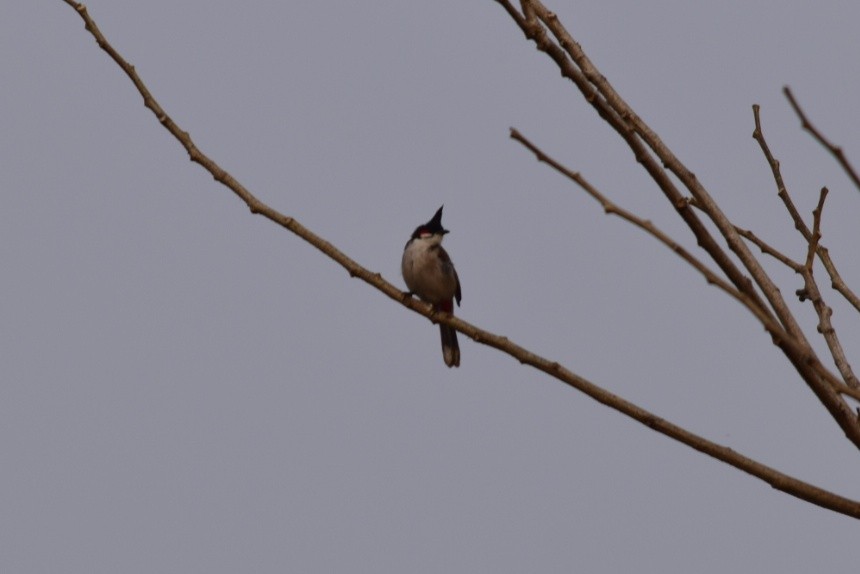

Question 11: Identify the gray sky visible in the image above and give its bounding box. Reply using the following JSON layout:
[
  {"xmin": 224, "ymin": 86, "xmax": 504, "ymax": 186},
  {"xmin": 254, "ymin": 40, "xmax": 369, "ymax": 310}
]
[{"xmin": 4, "ymin": 1, "xmax": 860, "ymax": 572}]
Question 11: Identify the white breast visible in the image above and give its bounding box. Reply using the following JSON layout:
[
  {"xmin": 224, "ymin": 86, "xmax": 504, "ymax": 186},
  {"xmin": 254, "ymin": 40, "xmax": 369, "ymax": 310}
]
[{"xmin": 402, "ymin": 236, "xmax": 458, "ymax": 304}]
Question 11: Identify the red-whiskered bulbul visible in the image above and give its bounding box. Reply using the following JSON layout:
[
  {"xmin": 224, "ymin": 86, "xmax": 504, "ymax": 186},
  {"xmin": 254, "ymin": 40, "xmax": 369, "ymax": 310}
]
[{"xmin": 402, "ymin": 205, "xmax": 462, "ymax": 367}]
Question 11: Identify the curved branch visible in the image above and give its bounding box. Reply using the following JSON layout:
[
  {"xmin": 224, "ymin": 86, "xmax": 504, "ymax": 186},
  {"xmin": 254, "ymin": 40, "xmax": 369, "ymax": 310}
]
[
  {"xmin": 734, "ymin": 226, "xmax": 802, "ymax": 272},
  {"xmin": 509, "ymin": 128, "xmax": 789, "ymax": 342},
  {"xmin": 61, "ymin": 0, "xmax": 860, "ymax": 519}
]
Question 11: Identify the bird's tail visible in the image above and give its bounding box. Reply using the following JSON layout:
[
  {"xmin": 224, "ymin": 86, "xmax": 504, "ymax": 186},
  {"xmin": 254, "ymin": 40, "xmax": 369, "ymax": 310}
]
[{"xmin": 440, "ymin": 325, "xmax": 460, "ymax": 368}]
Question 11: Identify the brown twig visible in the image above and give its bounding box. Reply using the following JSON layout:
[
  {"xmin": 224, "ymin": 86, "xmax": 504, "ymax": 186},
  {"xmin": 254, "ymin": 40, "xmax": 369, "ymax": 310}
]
[
  {"xmin": 784, "ymin": 86, "xmax": 860, "ymax": 193},
  {"xmin": 799, "ymin": 189, "xmax": 858, "ymax": 388},
  {"xmin": 752, "ymin": 105, "xmax": 812, "ymax": 241},
  {"xmin": 801, "ymin": 268, "xmax": 860, "ymax": 390},
  {"xmin": 819, "ymin": 245, "xmax": 860, "ymax": 314},
  {"xmin": 804, "ymin": 188, "xmax": 827, "ymax": 272},
  {"xmin": 61, "ymin": 0, "xmax": 860, "ymax": 519},
  {"xmin": 734, "ymin": 227, "xmax": 801, "ymax": 272},
  {"xmin": 510, "ymin": 128, "xmax": 791, "ymax": 340}
]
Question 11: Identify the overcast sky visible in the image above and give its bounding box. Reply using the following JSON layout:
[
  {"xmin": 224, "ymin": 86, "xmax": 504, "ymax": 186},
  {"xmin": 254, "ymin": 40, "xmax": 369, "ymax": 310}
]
[{"xmin": 4, "ymin": 1, "xmax": 860, "ymax": 572}]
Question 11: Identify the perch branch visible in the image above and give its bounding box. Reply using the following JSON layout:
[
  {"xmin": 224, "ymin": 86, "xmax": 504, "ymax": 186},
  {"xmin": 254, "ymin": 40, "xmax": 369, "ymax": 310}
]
[{"xmin": 62, "ymin": 0, "xmax": 860, "ymax": 519}]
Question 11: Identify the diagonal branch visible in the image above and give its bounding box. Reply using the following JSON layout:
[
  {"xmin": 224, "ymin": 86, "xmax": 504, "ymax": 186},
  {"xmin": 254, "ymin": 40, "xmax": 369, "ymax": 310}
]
[
  {"xmin": 803, "ymin": 188, "xmax": 827, "ymax": 272},
  {"xmin": 752, "ymin": 105, "xmax": 812, "ymax": 241},
  {"xmin": 734, "ymin": 226, "xmax": 802, "ymax": 272},
  {"xmin": 61, "ymin": 0, "xmax": 860, "ymax": 519},
  {"xmin": 784, "ymin": 86, "xmax": 860, "ymax": 193},
  {"xmin": 799, "ymin": 189, "xmax": 859, "ymax": 388},
  {"xmin": 509, "ymin": 128, "xmax": 790, "ymax": 342}
]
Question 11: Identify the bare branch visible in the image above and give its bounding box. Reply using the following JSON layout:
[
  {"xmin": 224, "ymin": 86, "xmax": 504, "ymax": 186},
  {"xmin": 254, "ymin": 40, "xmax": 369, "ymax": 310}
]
[
  {"xmin": 752, "ymin": 105, "xmax": 812, "ymax": 241},
  {"xmin": 61, "ymin": 0, "xmax": 860, "ymax": 519},
  {"xmin": 803, "ymin": 270, "xmax": 860, "ymax": 390},
  {"xmin": 796, "ymin": 189, "xmax": 859, "ymax": 388},
  {"xmin": 507, "ymin": 0, "xmax": 860, "ymax": 450},
  {"xmin": 803, "ymin": 188, "xmax": 827, "ymax": 273},
  {"xmin": 784, "ymin": 86, "xmax": 860, "ymax": 193},
  {"xmin": 734, "ymin": 227, "xmax": 801, "ymax": 272},
  {"xmin": 493, "ymin": 0, "xmax": 526, "ymax": 27},
  {"xmin": 819, "ymin": 246, "xmax": 860, "ymax": 314},
  {"xmin": 509, "ymin": 128, "xmax": 793, "ymax": 342}
]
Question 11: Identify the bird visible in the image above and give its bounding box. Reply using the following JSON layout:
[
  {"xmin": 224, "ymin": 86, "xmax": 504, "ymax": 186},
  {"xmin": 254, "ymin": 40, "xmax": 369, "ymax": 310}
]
[{"xmin": 401, "ymin": 205, "xmax": 462, "ymax": 367}]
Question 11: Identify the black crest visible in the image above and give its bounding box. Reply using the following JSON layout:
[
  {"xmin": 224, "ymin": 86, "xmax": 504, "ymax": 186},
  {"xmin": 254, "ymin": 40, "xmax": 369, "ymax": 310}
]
[{"xmin": 424, "ymin": 205, "xmax": 447, "ymax": 234}]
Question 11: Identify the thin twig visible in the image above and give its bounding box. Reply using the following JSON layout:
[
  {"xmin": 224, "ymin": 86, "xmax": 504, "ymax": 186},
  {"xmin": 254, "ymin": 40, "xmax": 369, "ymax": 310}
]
[
  {"xmin": 61, "ymin": 0, "xmax": 860, "ymax": 519},
  {"xmin": 752, "ymin": 105, "xmax": 812, "ymax": 241},
  {"xmin": 734, "ymin": 227, "xmax": 801, "ymax": 272},
  {"xmin": 494, "ymin": 0, "xmax": 526, "ymax": 26},
  {"xmin": 819, "ymin": 246, "xmax": 860, "ymax": 314},
  {"xmin": 797, "ymin": 189, "xmax": 858, "ymax": 388},
  {"xmin": 804, "ymin": 188, "xmax": 827, "ymax": 273},
  {"xmin": 803, "ymin": 271, "xmax": 860, "ymax": 389},
  {"xmin": 510, "ymin": 128, "xmax": 790, "ymax": 340},
  {"xmin": 784, "ymin": 86, "xmax": 860, "ymax": 193}
]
